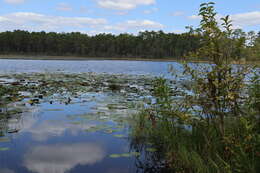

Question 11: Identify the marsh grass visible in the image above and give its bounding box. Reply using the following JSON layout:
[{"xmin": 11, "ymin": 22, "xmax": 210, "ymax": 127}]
[{"xmin": 130, "ymin": 2, "xmax": 260, "ymax": 173}]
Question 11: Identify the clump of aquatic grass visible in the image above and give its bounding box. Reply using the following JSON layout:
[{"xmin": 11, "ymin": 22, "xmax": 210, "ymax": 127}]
[
  {"xmin": 130, "ymin": 77, "xmax": 260, "ymax": 173},
  {"xmin": 130, "ymin": 2, "xmax": 260, "ymax": 173}
]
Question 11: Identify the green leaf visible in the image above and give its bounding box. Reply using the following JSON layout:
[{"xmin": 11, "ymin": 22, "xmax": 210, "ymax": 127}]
[
  {"xmin": 131, "ymin": 152, "xmax": 141, "ymax": 157},
  {"xmin": 109, "ymin": 154, "xmax": 121, "ymax": 158},
  {"xmin": 0, "ymin": 137, "xmax": 10, "ymax": 143},
  {"xmin": 121, "ymin": 153, "xmax": 131, "ymax": 157},
  {"xmin": 146, "ymin": 148, "xmax": 157, "ymax": 152},
  {"xmin": 113, "ymin": 134, "xmax": 125, "ymax": 138},
  {"xmin": 0, "ymin": 147, "xmax": 9, "ymax": 151}
]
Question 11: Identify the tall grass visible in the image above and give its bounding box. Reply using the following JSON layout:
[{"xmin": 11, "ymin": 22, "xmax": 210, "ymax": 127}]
[{"xmin": 130, "ymin": 2, "xmax": 260, "ymax": 173}]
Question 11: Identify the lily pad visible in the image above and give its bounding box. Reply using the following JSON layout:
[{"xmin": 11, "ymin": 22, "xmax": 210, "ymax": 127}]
[
  {"xmin": 0, "ymin": 147, "xmax": 9, "ymax": 151},
  {"xmin": 121, "ymin": 153, "xmax": 131, "ymax": 157},
  {"xmin": 0, "ymin": 137, "xmax": 10, "ymax": 143},
  {"xmin": 146, "ymin": 148, "xmax": 157, "ymax": 152},
  {"xmin": 84, "ymin": 126, "xmax": 100, "ymax": 133},
  {"xmin": 113, "ymin": 134, "xmax": 125, "ymax": 138},
  {"xmin": 131, "ymin": 152, "xmax": 141, "ymax": 157},
  {"xmin": 109, "ymin": 154, "xmax": 121, "ymax": 158},
  {"xmin": 104, "ymin": 129, "xmax": 114, "ymax": 134}
]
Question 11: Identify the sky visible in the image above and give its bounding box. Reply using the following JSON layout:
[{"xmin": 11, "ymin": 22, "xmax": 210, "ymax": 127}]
[{"xmin": 0, "ymin": 0, "xmax": 260, "ymax": 35}]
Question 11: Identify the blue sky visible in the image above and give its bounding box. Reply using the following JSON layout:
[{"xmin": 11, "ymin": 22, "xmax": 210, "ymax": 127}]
[{"xmin": 0, "ymin": 0, "xmax": 260, "ymax": 34}]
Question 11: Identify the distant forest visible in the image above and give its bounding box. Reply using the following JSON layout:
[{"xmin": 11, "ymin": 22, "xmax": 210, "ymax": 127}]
[{"xmin": 0, "ymin": 30, "xmax": 259, "ymax": 60}]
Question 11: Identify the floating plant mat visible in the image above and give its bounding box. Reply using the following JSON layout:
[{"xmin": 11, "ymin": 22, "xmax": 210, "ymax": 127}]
[
  {"xmin": 0, "ymin": 72, "xmax": 175, "ymax": 172},
  {"xmin": 0, "ymin": 72, "xmax": 157, "ymax": 138}
]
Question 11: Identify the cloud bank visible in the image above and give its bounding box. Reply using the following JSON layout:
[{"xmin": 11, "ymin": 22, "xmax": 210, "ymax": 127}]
[{"xmin": 97, "ymin": 0, "xmax": 155, "ymax": 10}]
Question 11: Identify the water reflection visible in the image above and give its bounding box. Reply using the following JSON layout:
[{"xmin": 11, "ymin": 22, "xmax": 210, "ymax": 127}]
[
  {"xmin": 0, "ymin": 59, "xmax": 182, "ymax": 76},
  {"xmin": 0, "ymin": 71, "xmax": 156, "ymax": 173},
  {"xmin": 24, "ymin": 120, "xmax": 94, "ymax": 142},
  {"xmin": 0, "ymin": 168, "xmax": 15, "ymax": 173},
  {"xmin": 23, "ymin": 143, "xmax": 106, "ymax": 173}
]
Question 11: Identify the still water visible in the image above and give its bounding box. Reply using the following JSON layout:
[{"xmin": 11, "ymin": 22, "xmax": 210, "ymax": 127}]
[
  {"xmin": 0, "ymin": 59, "xmax": 177, "ymax": 173},
  {"xmin": 0, "ymin": 59, "xmax": 183, "ymax": 76}
]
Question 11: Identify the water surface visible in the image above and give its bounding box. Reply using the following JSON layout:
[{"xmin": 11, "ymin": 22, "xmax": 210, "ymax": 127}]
[
  {"xmin": 0, "ymin": 71, "xmax": 155, "ymax": 173},
  {"xmin": 0, "ymin": 59, "xmax": 183, "ymax": 77}
]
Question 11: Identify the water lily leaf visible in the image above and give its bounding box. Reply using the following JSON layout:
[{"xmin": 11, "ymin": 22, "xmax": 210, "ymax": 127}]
[
  {"xmin": 146, "ymin": 142, "xmax": 153, "ymax": 146},
  {"xmin": 146, "ymin": 148, "xmax": 157, "ymax": 152},
  {"xmin": 85, "ymin": 127, "xmax": 99, "ymax": 133},
  {"xmin": 104, "ymin": 129, "xmax": 114, "ymax": 134},
  {"xmin": 0, "ymin": 147, "xmax": 9, "ymax": 151},
  {"xmin": 131, "ymin": 152, "xmax": 141, "ymax": 157},
  {"xmin": 121, "ymin": 153, "xmax": 131, "ymax": 157},
  {"xmin": 113, "ymin": 134, "xmax": 125, "ymax": 138},
  {"xmin": 0, "ymin": 137, "xmax": 10, "ymax": 143},
  {"xmin": 70, "ymin": 121, "xmax": 81, "ymax": 125},
  {"xmin": 109, "ymin": 154, "xmax": 121, "ymax": 158}
]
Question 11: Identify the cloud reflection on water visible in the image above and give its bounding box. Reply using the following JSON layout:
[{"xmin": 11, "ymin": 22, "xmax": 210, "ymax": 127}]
[
  {"xmin": 0, "ymin": 168, "xmax": 15, "ymax": 173},
  {"xmin": 23, "ymin": 143, "xmax": 106, "ymax": 173}
]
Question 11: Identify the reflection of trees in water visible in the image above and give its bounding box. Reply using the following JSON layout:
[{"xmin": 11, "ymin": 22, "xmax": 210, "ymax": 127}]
[
  {"xmin": 0, "ymin": 107, "xmax": 39, "ymax": 137},
  {"xmin": 0, "ymin": 119, "xmax": 8, "ymax": 137},
  {"xmin": 130, "ymin": 138, "xmax": 170, "ymax": 173},
  {"xmin": 0, "ymin": 106, "xmax": 11, "ymax": 137},
  {"xmin": 0, "ymin": 115, "xmax": 21, "ymax": 137}
]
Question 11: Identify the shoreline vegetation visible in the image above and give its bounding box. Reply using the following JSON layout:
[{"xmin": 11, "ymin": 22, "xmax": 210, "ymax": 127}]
[
  {"xmin": 130, "ymin": 2, "xmax": 260, "ymax": 173},
  {"xmin": 0, "ymin": 54, "xmax": 260, "ymax": 65}
]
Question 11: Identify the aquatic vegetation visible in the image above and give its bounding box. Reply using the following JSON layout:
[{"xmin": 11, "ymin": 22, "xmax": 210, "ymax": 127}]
[
  {"xmin": 0, "ymin": 137, "xmax": 10, "ymax": 143},
  {"xmin": 0, "ymin": 72, "xmax": 156, "ymax": 155},
  {"xmin": 109, "ymin": 154, "xmax": 121, "ymax": 158},
  {"xmin": 130, "ymin": 2, "xmax": 260, "ymax": 173},
  {"xmin": 113, "ymin": 134, "xmax": 125, "ymax": 138},
  {"xmin": 146, "ymin": 148, "xmax": 157, "ymax": 152},
  {"xmin": 0, "ymin": 147, "xmax": 9, "ymax": 151},
  {"xmin": 109, "ymin": 152, "xmax": 141, "ymax": 158}
]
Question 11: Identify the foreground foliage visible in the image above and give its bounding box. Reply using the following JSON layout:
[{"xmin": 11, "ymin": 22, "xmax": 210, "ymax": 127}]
[{"xmin": 130, "ymin": 2, "xmax": 260, "ymax": 173}]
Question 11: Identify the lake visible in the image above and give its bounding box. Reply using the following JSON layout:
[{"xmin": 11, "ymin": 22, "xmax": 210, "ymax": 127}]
[
  {"xmin": 0, "ymin": 59, "xmax": 185, "ymax": 77},
  {"xmin": 0, "ymin": 59, "xmax": 182, "ymax": 173}
]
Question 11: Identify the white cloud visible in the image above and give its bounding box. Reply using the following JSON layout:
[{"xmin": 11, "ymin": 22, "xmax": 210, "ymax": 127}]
[
  {"xmin": 0, "ymin": 16, "xmax": 8, "ymax": 22},
  {"xmin": 231, "ymin": 11, "xmax": 260, "ymax": 27},
  {"xmin": 124, "ymin": 20, "xmax": 163, "ymax": 29},
  {"xmin": 105, "ymin": 19, "xmax": 164, "ymax": 31},
  {"xmin": 97, "ymin": 0, "xmax": 155, "ymax": 10},
  {"xmin": 188, "ymin": 15, "xmax": 201, "ymax": 20},
  {"xmin": 0, "ymin": 12, "xmax": 163, "ymax": 33},
  {"xmin": 56, "ymin": 3, "xmax": 73, "ymax": 12},
  {"xmin": 0, "ymin": 12, "xmax": 107, "ymax": 32},
  {"xmin": 24, "ymin": 143, "xmax": 106, "ymax": 173},
  {"xmin": 170, "ymin": 11, "xmax": 185, "ymax": 17}
]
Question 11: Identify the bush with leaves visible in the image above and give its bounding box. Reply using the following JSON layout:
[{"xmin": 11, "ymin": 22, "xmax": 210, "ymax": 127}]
[{"xmin": 130, "ymin": 2, "xmax": 260, "ymax": 173}]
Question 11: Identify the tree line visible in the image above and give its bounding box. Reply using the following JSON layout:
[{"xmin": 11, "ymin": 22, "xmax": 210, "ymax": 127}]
[
  {"xmin": 0, "ymin": 29, "xmax": 259, "ymax": 60},
  {"xmin": 0, "ymin": 30, "xmax": 200, "ymax": 59}
]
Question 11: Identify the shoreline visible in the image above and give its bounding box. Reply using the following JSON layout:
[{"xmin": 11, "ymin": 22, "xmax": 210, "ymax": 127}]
[
  {"xmin": 0, "ymin": 54, "xmax": 259, "ymax": 65},
  {"xmin": 0, "ymin": 54, "xmax": 209, "ymax": 63}
]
